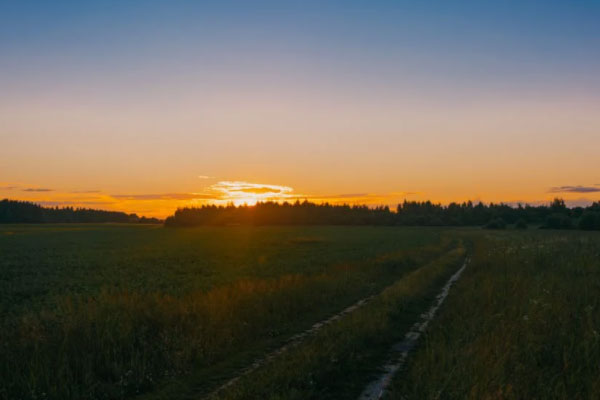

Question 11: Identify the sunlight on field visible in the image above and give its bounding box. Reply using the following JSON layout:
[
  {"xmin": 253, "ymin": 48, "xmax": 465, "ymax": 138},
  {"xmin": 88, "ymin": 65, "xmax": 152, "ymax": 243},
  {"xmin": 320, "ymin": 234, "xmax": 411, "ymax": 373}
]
[
  {"xmin": 2, "ymin": 225, "xmax": 600, "ymax": 399},
  {"xmin": 389, "ymin": 230, "xmax": 600, "ymax": 399},
  {"xmin": 0, "ymin": 224, "xmax": 445, "ymax": 400}
]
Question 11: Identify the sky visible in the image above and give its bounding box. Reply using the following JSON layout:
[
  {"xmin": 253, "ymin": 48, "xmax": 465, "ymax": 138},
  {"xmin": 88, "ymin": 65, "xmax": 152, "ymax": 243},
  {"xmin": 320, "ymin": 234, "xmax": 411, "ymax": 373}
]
[{"xmin": 1, "ymin": 0, "xmax": 599, "ymax": 217}]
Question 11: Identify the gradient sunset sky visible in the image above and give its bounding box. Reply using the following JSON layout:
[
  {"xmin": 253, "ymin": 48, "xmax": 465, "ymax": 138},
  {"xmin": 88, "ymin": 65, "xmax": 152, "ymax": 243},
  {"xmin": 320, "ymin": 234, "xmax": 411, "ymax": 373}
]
[{"xmin": 1, "ymin": 1, "xmax": 599, "ymax": 217}]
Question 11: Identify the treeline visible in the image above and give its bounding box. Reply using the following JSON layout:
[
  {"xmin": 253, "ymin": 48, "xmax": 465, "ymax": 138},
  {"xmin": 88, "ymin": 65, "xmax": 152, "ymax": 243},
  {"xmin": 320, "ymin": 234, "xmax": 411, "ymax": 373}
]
[
  {"xmin": 4, "ymin": 198, "xmax": 600, "ymax": 229},
  {"xmin": 165, "ymin": 199, "xmax": 600, "ymax": 230},
  {"xmin": 0, "ymin": 199, "xmax": 161, "ymax": 224}
]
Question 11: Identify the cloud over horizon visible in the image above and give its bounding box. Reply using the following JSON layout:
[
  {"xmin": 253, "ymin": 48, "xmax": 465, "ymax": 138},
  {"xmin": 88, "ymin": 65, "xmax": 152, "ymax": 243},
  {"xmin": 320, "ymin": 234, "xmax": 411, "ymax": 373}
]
[
  {"xmin": 111, "ymin": 193, "xmax": 218, "ymax": 201},
  {"xmin": 22, "ymin": 188, "xmax": 53, "ymax": 192},
  {"xmin": 37, "ymin": 200, "xmax": 116, "ymax": 207},
  {"xmin": 549, "ymin": 185, "xmax": 600, "ymax": 193}
]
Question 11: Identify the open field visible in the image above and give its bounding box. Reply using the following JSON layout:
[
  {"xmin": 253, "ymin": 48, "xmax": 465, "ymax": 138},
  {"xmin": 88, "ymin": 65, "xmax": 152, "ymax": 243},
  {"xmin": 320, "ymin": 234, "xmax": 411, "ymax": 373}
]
[
  {"xmin": 4, "ymin": 2, "xmax": 598, "ymax": 399},
  {"xmin": 0, "ymin": 224, "xmax": 442, "ymax": 315},
  {"xmin": 2, "ymin": 225, "xmax": 600, "ymax": 400},
  {"xmin": 0, "ymin": 224, "xmax": 448, "ymax": 400},
  {"xmin": 212, "ymin": 246, "xmax": 467, "ymax": 400},
  {"xmin": 387, "ymin": 230, "xmax": 600, "ymax": 399}
]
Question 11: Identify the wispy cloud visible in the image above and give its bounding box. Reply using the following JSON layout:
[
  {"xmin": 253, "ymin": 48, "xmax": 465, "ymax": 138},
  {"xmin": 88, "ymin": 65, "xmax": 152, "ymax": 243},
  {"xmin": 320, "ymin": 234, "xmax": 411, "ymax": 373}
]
[
  {"xmin": 111, "ymin": 193, "xmax": 218, "ymax": 201},
  {"xmin": 549, "ymin": 185, "xmax": 600, "ymax": 193},
  {"xmin": 37, "ymin": 200, "xmax": 115, "ymax": 207},
  {"xmin": 210, "ymin": 181, "xmax": 293, "ymax": 195},
  {"xmin": 2, "ymin": 179, "xmax": 421, "ymax": 216},
  {"xmin": 204, "ymin": 181, "xmax": 420, "ymax": 206},
  {"xmin": 22, "ymin": 188, "xmax": 53, "ymax": 192},
  {"xmin": 390, "ymin": 191, "xmax": 420, "ymax": 196},
  {"xmin": 317, "ymin": 193, "xmax": 368, "ymax": 199}
]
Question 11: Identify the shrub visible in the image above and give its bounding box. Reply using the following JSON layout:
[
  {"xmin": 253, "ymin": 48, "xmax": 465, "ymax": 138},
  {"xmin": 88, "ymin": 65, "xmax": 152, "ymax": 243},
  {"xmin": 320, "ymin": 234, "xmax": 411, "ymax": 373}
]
[
  {"xmin": 579, "ymin": 212, "xmax": 600, "ymax": 231},
  {"xmin": 543, "ymin": 213, "xmax": 573, "ymax": 230},
  {"xmin": 484, "ymin": 218, "xmax": 506, "ymax": 230},
  {"xmin": 514, "ymin": 219, "xmax": 528, "ymax": 229}
]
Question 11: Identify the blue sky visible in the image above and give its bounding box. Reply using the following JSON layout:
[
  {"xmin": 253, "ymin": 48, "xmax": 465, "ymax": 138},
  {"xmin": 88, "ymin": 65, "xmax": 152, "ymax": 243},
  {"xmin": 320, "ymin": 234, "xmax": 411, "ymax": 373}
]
[
  {"xmin": 1, "ymin": 1, "xmax": 599, "ymax": 216},
  {"xmin": 3, "ymin": 1, "xmax": 598, "ymax": 93}
]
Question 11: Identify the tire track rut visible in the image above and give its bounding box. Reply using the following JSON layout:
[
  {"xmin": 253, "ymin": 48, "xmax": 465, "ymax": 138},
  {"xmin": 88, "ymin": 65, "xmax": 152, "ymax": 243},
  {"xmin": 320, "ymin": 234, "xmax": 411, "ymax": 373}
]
[{"xmin": 358, "ymin": 257, "xmax": 469, "ymax": 400}]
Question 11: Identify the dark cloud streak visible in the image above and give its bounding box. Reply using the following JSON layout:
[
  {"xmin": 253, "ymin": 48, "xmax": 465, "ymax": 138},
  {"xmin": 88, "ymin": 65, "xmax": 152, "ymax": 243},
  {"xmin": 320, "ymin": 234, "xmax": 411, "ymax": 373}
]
[
  {"xmin": 37, "ymin": 201, "xmax": 115, "ymax": 207},
  {"xmin": 111, "ymin": 193, "xmax": 218, "ymax": 200},
  {"xmin": 549, "ymin": 185, "xmax": 600, "ymax": 193},
  {"xmin": 22, "ymin": 188, "xmax": 53, "ymax": 192}
]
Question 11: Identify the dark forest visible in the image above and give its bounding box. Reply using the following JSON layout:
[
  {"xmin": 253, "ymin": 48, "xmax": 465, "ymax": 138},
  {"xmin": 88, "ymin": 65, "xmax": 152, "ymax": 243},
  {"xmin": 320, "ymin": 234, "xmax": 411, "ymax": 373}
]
[
  {"xmin": 0, "ymin": 199, "xmax": 161, "ymax": 224},
  {"xmin": 164, "ymin": 198, "xmax": 600, "ymax": 230}
]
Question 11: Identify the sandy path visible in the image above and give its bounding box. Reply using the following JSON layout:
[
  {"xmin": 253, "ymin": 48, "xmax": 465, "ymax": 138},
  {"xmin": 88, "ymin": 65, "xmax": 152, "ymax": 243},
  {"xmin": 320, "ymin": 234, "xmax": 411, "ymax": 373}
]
[{"xmin": 358, "ymin": 257, "xmax": 470, "ymax": 400}]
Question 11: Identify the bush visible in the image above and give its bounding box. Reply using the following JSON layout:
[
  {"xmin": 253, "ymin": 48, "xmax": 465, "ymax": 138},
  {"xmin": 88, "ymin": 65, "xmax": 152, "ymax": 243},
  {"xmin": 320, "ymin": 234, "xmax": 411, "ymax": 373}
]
[
  {"xmin": 543, "ymin": 213, "xmax": 573, "ymax": 230},
  {"xmin": 579, "ymin": 212, "xmax": 600, "ymax": 231},
  {"xmin": 484, "ymin": 218, "xmax": 506, "ymax": 230},
  {"xmin": 514, "ymin": 219, "xmax": 528, "ymax": 229}
]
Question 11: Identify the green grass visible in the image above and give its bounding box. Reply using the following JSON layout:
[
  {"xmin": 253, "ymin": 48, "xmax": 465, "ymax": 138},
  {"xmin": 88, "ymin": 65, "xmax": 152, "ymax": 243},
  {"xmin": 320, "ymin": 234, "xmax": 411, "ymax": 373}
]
[
  {"xmin": 0, "ymin": 224, "xmax": 446, "ymax": 400},
  {"xmin": 0, "ymin": 224, "xmax": 441, "ymax": 315},
  {"xmin": 216, "ymin": 246, "xmax": 467, "ymax": 400},
  {"xmin": 387, "ymin": 230, "xmax": 600, "ymax": 399},
  {"xmin": 7, "ymin": 225, "xmax": 598, "ymax": 400}
]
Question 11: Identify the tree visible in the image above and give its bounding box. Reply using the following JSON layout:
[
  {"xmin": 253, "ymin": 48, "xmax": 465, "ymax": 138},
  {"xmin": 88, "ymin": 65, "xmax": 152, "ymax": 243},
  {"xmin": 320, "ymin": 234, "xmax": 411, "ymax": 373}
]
[
  {"xmin": 484, "ymin": 218, "xmax": 506, "ymax": 230},
  {"xmin": 544, "ymin": 213, "xmax": 572, "ymax": 230},
  {"xmin": 579, "ymin": 212, "xmax": 600, "ymax": 231},
  {"xmin": 515, "ymin": 219, "xmax": 528, "ymax": 229}
]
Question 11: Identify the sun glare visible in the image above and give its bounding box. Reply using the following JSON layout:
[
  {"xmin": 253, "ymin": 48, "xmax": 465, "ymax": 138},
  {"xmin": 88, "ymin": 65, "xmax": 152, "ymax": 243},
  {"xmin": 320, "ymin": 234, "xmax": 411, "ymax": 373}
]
[
  {"xmin": 209, "ymin": 181, "xmax": 294, "ymax": 206},
  {"xmin": 231, "ymin": 197, "xmax": 259, "ymax": 206}
]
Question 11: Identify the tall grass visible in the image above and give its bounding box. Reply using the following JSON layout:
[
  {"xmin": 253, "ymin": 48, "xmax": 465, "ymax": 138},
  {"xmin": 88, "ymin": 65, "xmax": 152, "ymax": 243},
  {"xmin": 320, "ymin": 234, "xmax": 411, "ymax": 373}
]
[
  {"xmin": 216, "ymin": 245, "xmax": 466, "ymax": 400},
  {"xmin": 388, "ymin": 232, "xmax": 600, "ymax": 399},
  {"xmin": 0, "ymin": 238, "xmax": 451, "ymax": 400}
]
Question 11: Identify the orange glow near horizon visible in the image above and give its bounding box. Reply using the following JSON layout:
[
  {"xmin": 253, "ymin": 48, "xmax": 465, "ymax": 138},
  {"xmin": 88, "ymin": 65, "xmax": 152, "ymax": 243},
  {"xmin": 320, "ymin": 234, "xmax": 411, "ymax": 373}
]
[
  {"xmin": 2, "ymin": 179, "xmax": 600, "ymax": 219},
  {"xmin": 3, "ymin": 93, "xmax": 599, "ymax": 219},
  {"xmin": 2, "ymin": 2, "xmax": 600, "ymax": 220}
]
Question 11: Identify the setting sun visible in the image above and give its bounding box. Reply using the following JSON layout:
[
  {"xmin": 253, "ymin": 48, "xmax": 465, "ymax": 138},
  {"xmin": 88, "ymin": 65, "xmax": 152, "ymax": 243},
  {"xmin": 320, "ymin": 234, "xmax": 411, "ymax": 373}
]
[
  {"xmin": 1, "ymin": 2, "xmax": 598, "ymax": 217},
  {"xmin": 208, "ymin": 181, "xmax": 294, "ymax": 206}
]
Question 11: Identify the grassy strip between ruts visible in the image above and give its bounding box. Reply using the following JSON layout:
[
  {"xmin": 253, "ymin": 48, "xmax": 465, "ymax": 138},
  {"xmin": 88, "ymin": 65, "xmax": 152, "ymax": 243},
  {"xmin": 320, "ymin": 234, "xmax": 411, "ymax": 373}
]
[
  {"xmin": 386, "ymin": 232, "xmax": 600, "ymax": 400},
  {"xmin": 1, "ymin": 236, "xmax": 453, "ymax": 400},
  {"xmin": 214, "ymin": 244, "xmax": 467, "ymax": 400}
]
